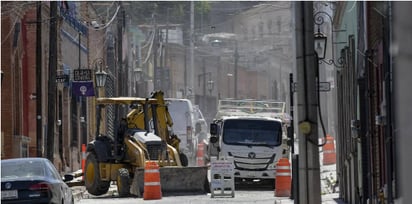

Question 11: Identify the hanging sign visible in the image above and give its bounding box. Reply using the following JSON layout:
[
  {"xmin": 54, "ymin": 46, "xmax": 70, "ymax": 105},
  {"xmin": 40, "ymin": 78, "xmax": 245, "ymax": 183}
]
[
  {"xmin": 74, "ymin": 69, "xmax": 92, "ymax": 81},
  {"xmin": 72, "ymin": 81, "xmax": 95, "ymax": 97}
]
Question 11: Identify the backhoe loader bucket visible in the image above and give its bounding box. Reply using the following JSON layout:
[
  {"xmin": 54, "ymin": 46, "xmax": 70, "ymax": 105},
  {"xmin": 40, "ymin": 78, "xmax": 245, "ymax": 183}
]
[{"xmin": 130, "ymin": 166, "xmax": 209, "ymax": 196}]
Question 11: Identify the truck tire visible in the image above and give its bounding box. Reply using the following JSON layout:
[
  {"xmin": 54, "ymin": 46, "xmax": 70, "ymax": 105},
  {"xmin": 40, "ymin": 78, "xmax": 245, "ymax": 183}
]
[
  {"xmin": 117, "ymin": 168, "xmax": 131, "ymax": 197},
  {"xmin": 84, "ymin": 153, "xmax": 110, "ymax": 196},
  {"xmin": 179, "ymin": 153, "xmax": 189, "ymax": 167}
]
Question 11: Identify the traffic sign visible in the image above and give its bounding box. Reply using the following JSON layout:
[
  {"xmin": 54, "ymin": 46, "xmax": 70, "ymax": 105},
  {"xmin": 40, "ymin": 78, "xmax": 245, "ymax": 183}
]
[{"xmin": 292, "ymin": 82, "xmax": 331, "ymax": 92}]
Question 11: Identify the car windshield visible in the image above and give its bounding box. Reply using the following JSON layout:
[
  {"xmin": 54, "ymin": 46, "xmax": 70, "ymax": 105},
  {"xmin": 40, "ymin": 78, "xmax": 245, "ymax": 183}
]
[
  {"xmin": 1, "ymin": 159, "xmax": 46, "ymax": 178},
  {"xmin": 222, "ymin": 119, "xmax": 282, "ymax": 146}
]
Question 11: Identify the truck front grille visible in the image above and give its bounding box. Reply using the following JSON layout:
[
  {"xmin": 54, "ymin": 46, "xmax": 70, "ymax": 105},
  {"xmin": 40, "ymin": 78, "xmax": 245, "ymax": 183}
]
[
  {"xmin": 232, "ymin": 154, "xmax": 276, "ymax": 171},
  {"xmin": 146, "ymin": 143, "xmax": 162, "ymax": 160}
]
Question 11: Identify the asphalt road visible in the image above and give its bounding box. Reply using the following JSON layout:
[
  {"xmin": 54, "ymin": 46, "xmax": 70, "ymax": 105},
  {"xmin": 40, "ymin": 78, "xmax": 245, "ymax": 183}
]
[{"xmin": 77, "ymin": 182, "xmax": 288, "ymax": 204}]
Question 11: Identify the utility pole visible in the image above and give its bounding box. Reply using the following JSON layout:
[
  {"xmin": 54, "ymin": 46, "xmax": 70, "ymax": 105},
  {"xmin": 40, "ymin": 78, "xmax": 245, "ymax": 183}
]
[
  {"xmin": 36, "ymin": 1, "xmax": 43, "ymax": 157},
  {"xmin": 47, "ymin": 1, "xmax": 57, "ymax": 162},
  {"xmin": 295, "ymin": 2, "xmax": 321, "ymax": 203},
  {"xmin": 153, "ymin": 14, "xmax": 159, "ymax": 90},
  {"xmin": 234, "ymin": 40, "xmax": 239, "ymax": 99},
  {"xmin": 202, "ymin": 58, "xmax": 206, "ymax": 97},
  {"xmin": 165, "ymin": 8, "xmax": 169, "ymax": 70},
  {"xmin": 117, "ymin": 3, "xmax": 124, "ymax": 110},
  {"xmin": 189, "ymin": 1, "xmax": 195, "ymax": 102}
]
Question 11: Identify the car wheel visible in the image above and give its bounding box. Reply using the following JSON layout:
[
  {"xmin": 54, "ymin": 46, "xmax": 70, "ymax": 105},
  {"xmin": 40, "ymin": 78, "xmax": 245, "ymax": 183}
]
[
  {"xmin": 117, "ymin": 168, "xmax": 131, "ymax": 197},
  {"xmin": 84, "ymin": 152, "xmax": 110, "ymax": 196}
]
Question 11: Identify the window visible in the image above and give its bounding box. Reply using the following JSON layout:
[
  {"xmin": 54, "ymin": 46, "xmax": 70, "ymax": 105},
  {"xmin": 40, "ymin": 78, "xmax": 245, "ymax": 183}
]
[{"xmin": 14, "ymin": 135, "xmax": 30, "ymax": 157}]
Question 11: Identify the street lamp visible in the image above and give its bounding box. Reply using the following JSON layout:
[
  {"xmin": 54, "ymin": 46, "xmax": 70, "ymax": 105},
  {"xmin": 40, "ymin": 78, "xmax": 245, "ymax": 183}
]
[
  {"xmin": 94, "ymin": 59, "xmax": 107, "ymax": 90},
  {"xmin": 314, "ymin": 29, "xmax": 327, "ymax": 60}
]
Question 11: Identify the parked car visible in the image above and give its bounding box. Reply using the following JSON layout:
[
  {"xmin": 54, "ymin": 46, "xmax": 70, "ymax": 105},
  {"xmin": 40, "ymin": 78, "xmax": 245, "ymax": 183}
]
[{"xmin": 1, "ymin": 157, "xmax": 74, "ymax": 204}]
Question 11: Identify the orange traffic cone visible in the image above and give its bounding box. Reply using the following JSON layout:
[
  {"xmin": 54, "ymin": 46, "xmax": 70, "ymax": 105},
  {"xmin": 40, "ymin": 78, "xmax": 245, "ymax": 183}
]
[
  {"xmin": 323, "ymin": 134, "xmax": 336, "ymax": 165},
  {"xmin": 143, "ymin": 161, "xmax": 162, "ymax": 200},
  {"xmin": 275, "ymin": 158, "xmax": 291, "ymax": 197},
  {"xmin": 196, "ymin": 142, "xmax": 205, "ymax": 166},
  {"xmin": 81, "ymin": 144, "xmax": 86, "ymax": 181}
]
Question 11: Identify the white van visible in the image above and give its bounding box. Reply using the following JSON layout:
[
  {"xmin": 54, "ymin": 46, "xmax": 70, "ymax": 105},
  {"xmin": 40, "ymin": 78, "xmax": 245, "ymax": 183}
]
[{"xmin": 166, "ymin": 98, "xmax": 198, "ymax": 166}]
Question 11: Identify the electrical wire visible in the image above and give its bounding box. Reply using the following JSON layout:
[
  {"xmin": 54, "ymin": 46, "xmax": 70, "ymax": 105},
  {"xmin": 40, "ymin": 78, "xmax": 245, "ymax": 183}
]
[
  {"xmin": 141, "ymin": 30, "xmax": 154, "ymax": 49},
  {"xmin": 142, "ymin": 28, "xmax": 155, "ymax": 65},
  {"xmin": 0, "ymin": 2, "xmax": 36, "ymax": 16},
  {"xmin": 1, "ymin": 17, "xmax": 19, "ymax": 45},
  {"xmin": 88, "ymin": 5, "xmax": 121, "ymax": 31}
]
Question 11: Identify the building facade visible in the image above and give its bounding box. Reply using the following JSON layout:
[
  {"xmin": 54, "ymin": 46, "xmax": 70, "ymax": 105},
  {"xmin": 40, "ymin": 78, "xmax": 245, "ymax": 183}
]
[{"xmin": 1, "ymin": 2, "xmax": 118, "ymax": 174}]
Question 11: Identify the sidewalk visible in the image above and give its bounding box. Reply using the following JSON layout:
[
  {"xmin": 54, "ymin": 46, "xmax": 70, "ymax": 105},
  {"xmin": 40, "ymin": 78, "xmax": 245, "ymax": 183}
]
[
  {"xmin": 71, "ymin": 186, "xmax": 86, "ymax": 202},
  {"xmin": 274, "ymin": 193, "xmax": 346, "ymax": 204}
]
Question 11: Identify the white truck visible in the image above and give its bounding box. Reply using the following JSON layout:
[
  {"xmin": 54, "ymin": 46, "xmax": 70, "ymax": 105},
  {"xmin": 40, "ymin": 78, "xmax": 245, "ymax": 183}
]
[{"xmin": 208, "ymin": 99, "xmax": 289, "ymax": 185}]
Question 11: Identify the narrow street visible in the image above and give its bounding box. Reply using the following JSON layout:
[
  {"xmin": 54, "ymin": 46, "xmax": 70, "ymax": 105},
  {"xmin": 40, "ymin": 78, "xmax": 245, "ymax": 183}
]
[{"xmin": 72, "ymin": 140, "xmax": 344, "ymax": 204}]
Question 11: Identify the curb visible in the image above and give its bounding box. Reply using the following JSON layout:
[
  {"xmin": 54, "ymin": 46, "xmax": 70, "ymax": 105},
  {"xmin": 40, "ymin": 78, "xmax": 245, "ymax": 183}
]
[{"xmin": 71, "ymin": 186, "xmax": 85, "ymax": 202}]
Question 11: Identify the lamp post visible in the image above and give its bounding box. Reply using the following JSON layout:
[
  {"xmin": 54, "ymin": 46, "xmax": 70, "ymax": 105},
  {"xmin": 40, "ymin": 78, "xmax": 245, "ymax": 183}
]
[
  {"xmin": 313, "ymin": 8, "xmax": 344, "ymax": 68},
  {"xmin": 202, "ymin": 33, "xmax": 239, "ymax": 99}
]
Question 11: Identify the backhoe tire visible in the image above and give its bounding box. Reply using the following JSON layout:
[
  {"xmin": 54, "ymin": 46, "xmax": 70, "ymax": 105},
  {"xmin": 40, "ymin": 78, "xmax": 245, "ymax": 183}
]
[
  {"xmin": 116, "ymin": 168, "xmax": 131, "ymax": 197},
  {"xmin": 84, "ymin": 153, "xmax": 110, "ymax": 196},
  {"xmin": 179, "ymin": 153, "xmax": 189, "ymax": 167},
  {"xmin": 204, "ymin": 176, "xmax": 211, "ymax": 193}
]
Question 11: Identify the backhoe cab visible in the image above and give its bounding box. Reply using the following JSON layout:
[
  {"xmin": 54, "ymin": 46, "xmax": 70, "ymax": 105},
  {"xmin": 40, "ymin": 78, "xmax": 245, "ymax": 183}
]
[{"xmin": 84, "ymin": 91, "xmax": 208, "ymax": 197}]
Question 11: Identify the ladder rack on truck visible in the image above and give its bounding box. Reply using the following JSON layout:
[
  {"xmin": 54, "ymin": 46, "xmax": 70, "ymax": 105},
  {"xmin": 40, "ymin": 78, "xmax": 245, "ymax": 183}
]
[{"xmin": 216, "ymin": 99, "xmax": 287, "ymax": 122}]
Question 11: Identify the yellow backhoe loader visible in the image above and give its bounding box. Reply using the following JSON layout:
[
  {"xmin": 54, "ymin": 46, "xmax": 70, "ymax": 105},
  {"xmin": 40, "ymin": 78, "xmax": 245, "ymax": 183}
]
[{"xmin": 84, "ymin": 91, "xmax": 209, "ymax": 197}]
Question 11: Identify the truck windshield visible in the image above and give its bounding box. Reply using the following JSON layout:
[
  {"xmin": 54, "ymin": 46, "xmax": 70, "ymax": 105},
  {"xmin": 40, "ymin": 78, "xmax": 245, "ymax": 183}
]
[{"xmin": 222, "ymin": 119, "xmax": 282, "ymax": 146}]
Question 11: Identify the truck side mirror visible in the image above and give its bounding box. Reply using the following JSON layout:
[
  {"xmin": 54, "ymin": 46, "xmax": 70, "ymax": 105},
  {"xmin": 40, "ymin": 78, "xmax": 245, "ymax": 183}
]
[
  {"xmin": 210, "ymin": 135, "xmax": 218, "ymax": 144},
  {"xmin": 287, "ymin": 126, "xmax": 293, "ymax": 139},
  {"xmin": 210, "ymin": 123, "xmax": 218, "ymax": 135}
]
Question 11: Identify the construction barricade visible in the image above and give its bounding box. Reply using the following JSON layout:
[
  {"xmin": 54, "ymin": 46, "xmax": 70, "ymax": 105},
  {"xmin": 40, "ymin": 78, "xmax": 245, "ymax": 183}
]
[
  {"xmin": 143, "ymin": 161, "xmax": 162, "ymax": 200},
  {"xmin": 197, "ymin": 142, "xmax": 205, "ymax": 166},
  {"xmin": 275, "ymin": 158, "xmax": 291, "ymax": 197},
  {"xmin": 323, "ymin": 134, "xmax": 336, "ymax": 165},
  {"xmin": 210, "ymin": 157, "xmax": 235, "ymax": 198}
]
